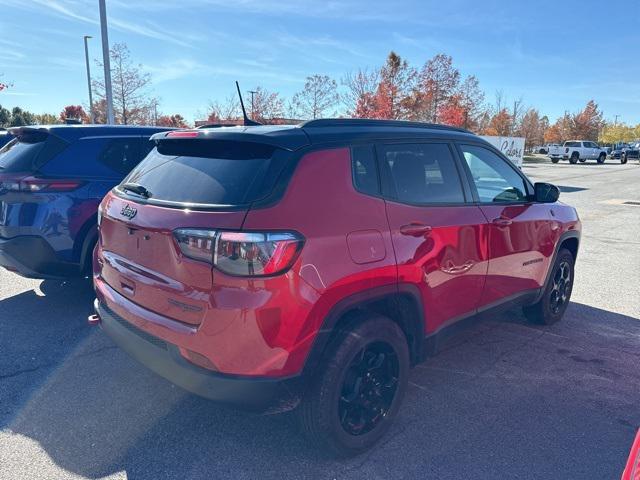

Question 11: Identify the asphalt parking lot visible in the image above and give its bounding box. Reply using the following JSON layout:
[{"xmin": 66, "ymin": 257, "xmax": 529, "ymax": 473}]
[{"xmin": 1, "ymin": 158, "xmax": 639, "ymax": 480}]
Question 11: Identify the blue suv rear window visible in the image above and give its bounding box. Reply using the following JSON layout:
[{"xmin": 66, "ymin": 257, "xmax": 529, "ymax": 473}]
[{"xmin": 40, "ymin": 137, "xmax": 143, "ymax": 178}]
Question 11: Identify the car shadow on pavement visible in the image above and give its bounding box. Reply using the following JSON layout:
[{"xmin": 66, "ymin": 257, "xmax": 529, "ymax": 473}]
[
  {"xmin": 2, "ymin": 301, "xmax": 639, "ymax": 479},
  {"xmin": 0, "ymin": 279, "xmax": 95, "ymax": 426},
  {"xmin": 557, "ymin": 185, "xmax": 588, "ymax": 193}
]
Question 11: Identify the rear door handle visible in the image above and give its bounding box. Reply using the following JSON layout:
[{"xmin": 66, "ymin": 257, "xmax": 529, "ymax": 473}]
[
  {"xmin": 492, "ymin": 217, "xmax": 513, "ymax": 227},
  {"xmin": 400, "ymin": 223, "xmax": 433, "ymax": 237}
]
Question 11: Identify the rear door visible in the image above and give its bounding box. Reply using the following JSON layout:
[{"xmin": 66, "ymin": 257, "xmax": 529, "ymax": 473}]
[
  {"xmin": 379, "ymin": 142, "xmax": 488, "ymax": 333},
  {"xmin": 457, "ymin": 143, "xmax": 554, "ymax": 307},
  {"xmin": 98, "ymin": 139, "xmax": 287, "ymax": 326}
]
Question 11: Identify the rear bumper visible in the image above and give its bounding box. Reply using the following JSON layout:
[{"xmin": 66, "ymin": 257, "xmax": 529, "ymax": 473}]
[
  {"xmin": 0, "ymin": 235, "xmax": 78, "ymax": 278},
  {"xmin": 95, "ymin": 300, "xmax": 302, "ymax": 412}
]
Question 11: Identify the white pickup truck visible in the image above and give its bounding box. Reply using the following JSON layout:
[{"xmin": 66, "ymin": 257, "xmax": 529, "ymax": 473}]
[{"xmin": 550, "ymin": 140, "xmax": 608, "ymax": 164}]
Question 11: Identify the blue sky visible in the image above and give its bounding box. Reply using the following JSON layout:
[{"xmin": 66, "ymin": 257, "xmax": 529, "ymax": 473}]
[{"xmin": 1, "ymin": 0, "xmax": 639, "ymax": 124}]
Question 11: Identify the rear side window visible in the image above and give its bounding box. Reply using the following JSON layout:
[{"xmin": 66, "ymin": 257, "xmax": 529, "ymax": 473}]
[
  {"xmin": 380, "ymin": 143, "xmax": 465, "ymax": 204},
  {"xmin": 98, "ymin": 138, "xmax": 142, "ymax": 175},
  {"xmin": 351, "ymin": 145, "xmax": 379, "ymax": 195},
  {"xmin": 0, "ymin": 133, "xmax": 67, "ymax": 173},
  {"xmin": 565, "ymin": 141, "xmax": 580, "ymax": 147},
  {"xmin": 41, "ymin": 137, "xmax": 142, "ymax": 178},
  {"xmin": 0, "ymin": 139, "xmax": 43, "ymax": 172},
  {"xmin": 121, "ymin": 140, "xmax": 287, "ymax": 207}
]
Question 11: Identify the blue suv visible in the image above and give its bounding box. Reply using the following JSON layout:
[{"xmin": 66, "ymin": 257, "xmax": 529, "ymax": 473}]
[{"xmin": 0, "ymin": 125, "xmax": 172, "ymax": 278}]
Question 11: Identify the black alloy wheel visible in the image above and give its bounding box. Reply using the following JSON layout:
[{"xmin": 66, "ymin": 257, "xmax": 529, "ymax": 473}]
[{"xmin": 338, "ymin": 342, "xmax": 400, "ymax": 436}]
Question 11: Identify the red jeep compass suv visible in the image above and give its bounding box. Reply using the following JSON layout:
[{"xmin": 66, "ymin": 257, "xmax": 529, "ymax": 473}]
[{"xmin": 92, "ymin": 119, "xmax": 580, "ymax": 455}]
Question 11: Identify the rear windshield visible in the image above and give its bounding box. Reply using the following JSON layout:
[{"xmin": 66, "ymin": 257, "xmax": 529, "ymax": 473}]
[
  {"xmin": 0, "ymin": 133, "xmax": 67, "ymax": 173},
  {"xmin": 120, "ymin": 140, "xmax": 287, "ymax": 207},
  {"xmin": 0, "ymin": 138, "xmax": 45, "ymax": 172}
]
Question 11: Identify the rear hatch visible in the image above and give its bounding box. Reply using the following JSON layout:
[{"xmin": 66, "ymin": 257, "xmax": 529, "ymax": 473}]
[
  {"xmin": 99, "ymin": 134, "xmax": 293, "ymax": 326},
  {"xmin": 0, "ymin": 128, "xmax": 69, "ymax": 235}
]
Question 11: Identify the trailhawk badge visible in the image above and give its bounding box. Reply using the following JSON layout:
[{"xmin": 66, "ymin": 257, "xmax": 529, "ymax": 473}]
[{"xmin": 120, "ymin": 204, "xmax": 138, "ymax": 220}]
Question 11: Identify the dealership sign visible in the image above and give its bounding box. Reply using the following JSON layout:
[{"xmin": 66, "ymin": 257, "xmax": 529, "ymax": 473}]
[{"xmin": 481, "ymin": 136, "xmax": 525, "ymax": 168}]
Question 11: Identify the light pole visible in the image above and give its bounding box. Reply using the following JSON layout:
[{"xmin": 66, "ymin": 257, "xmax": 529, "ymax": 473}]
[
  {"xmin": 83, "ymin": 35, "xmax": 94, "ymax": 123},
  {"xmin": 248, "ymin": 90, "xmax": 257, "ymax": 120},
  {"xmin": 99, "ymin": 0, "xmax": 114, "ymax": 124}
]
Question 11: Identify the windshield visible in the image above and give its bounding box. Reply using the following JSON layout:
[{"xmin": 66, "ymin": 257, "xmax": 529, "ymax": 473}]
[{"xmin": 120, "ymin": 140, "xmax": 288, "ymax": 207}]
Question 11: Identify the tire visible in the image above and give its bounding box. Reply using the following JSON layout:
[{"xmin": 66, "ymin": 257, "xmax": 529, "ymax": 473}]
[
  {"xmin": 297, "ymin": 314, "xmax": 410, "ymax": 457},
  {"xmin": 597, "ymin": 153, "xmax": 606, "ymax": 164},
  {"xmin": 523, "ymin": 248, "xmax": 575, "ymax": 325},
  {"xmin": 621, "ymin": 154, "xmax": 628, "ymax": 164},
  {"xmin": 569, "ymin": 153, "xmax": 579, "ymax": 164},
  {"xmin": 551, "ymin": 157, "xmax": 560, "ymax": 164}
]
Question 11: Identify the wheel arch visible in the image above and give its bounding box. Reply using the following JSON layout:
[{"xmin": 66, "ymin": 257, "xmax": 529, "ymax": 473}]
[
  {"xmin": 72, "ymin": 214, "xmax": 98, "ymax": 273},
  {"xmin": 535, "ymin": 230, "xmax": 580, "ymax": 303},
  {"xmin": 300, "ymin": 284, "xmax": 426, "ymax": 379}
]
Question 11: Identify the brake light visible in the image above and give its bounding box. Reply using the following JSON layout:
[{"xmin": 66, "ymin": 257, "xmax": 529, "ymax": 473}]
[
  {"xmin": 1, "ymin": 176, "xmax": 83, "ymax": 193},
  {"xmin": 166, "ymin": 131, "xmax": 199, "ymax": 138},
  {"xmin": 173, "ymin": 229, "xmax": 304, "ymax": 277}
]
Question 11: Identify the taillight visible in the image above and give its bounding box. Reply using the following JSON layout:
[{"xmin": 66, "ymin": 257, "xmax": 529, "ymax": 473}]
[
  {"xmin": 2, "ymin": 176, "xmax": 83, "ymax": 193},
  {"xmin": 174, "ymin": 229, "xmax": 217, "ymax": 263},
  {"xmin": 173, "ymin": 229, "xmax": 304, "ymax": 277}
]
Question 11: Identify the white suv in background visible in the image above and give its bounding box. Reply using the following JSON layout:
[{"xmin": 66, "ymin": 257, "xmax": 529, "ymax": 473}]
[{"xmin": 562, "ymin": 141, "xmax": 607, "ymax": 164}]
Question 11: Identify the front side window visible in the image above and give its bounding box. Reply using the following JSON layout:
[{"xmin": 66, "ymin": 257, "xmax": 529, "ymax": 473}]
[
  {"xmin": 380, "ymin": 143, "xmax": 465, "ymax": 204},
  {"xmin": 461, "ymin": 144, "xmax": 528, "ymax": 203}
]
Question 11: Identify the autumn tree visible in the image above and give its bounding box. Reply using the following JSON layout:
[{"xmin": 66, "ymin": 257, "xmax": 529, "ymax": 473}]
[
  {"xmin": 0, "ymin": 74, "xmax": 12, "ymax": 92},
  {"xmin": 544, "ymin": 124, "xmax": 562, "ymax": 144},
  {"xmin": 374, "ymin": 51, "xmax": 416, "ymax": 119},
  {"xmin": 60, "ymin": 105, "xmax": 89, "ymax": 124},
  {"xmin": 416, "ymin": 54, "xmax": 460, "ymax": 122},
  {"xmin": 517, "ymin": 109, "xmax": 548, "ymax": 148},
  {"xmin": 572, "ymin": 100, "xmax": 603, "ymax": 141},
  {"xmin": 340, "ymin": 69, "xmax": 380, "ymax": 118},
  {"xmin": 438, "ymin": 95, "xmax": 466, "ymax": 127},
  {"xmin": 249, "ymin": 86, "xmax": 284, "ymax": 123},
  {"xmin": 291, "ymin": 74, "xmax": 339, "ymax": 119},
  {"xmin": 93, "ymin": 43, "xmax": 157, "ymax": 125},
  {"xmin": 157, "ymin": 114, "xmax": 189, "ymax": 128},
  {"xmin": 35, "ymin": 113, "xmax": 59, "ymax": 125},
  {"xmin": 599, "ymin": 122, "xmax": 639, "ymax": 144},
  {"xmin": 455, "ymin": 75, "xmax": 485, "ymax": 130},
  {"xmin": 482, "ymin": 108, "xmax": 512, "ymax": 136},
  {"xmin": 207, "ymin": 94, "xmax": 240, "ymax": 123}
]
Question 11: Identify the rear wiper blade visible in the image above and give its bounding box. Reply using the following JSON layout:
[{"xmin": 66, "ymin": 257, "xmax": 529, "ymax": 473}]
[{"xmin": 122, "ymin": 182, "xmax": 151, "ymax": 198}]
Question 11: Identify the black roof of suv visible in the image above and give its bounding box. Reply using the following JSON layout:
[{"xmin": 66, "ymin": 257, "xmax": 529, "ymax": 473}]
[{"xmin": 151, "ymin": 119, "xmax": 480, "ymax": 151}]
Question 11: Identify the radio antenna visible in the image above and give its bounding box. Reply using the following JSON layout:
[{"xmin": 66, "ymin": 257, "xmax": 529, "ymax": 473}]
[{"xmin": 235, "ymin": 81, "xmax": 261, "ymax": 126}]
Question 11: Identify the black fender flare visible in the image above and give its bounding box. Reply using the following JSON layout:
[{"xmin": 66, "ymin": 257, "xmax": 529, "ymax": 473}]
[
  {"xmin": 299, "ymin": 283, "xmax": 426, "ymax": 379},
  {"xmin": 535, "ymin": 230, "xmax": 580, "ymax": 302}
]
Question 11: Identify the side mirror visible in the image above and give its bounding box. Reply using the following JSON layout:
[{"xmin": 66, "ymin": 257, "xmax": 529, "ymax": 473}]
[{"xmin": 534, "ymin": 182, "xmax": 560, "ymax": 203}]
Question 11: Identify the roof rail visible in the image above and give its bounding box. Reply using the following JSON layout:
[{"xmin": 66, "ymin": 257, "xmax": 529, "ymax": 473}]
[{"xmin": 299, "ymin": 118, "xmax": 472, "ymax": 134}]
